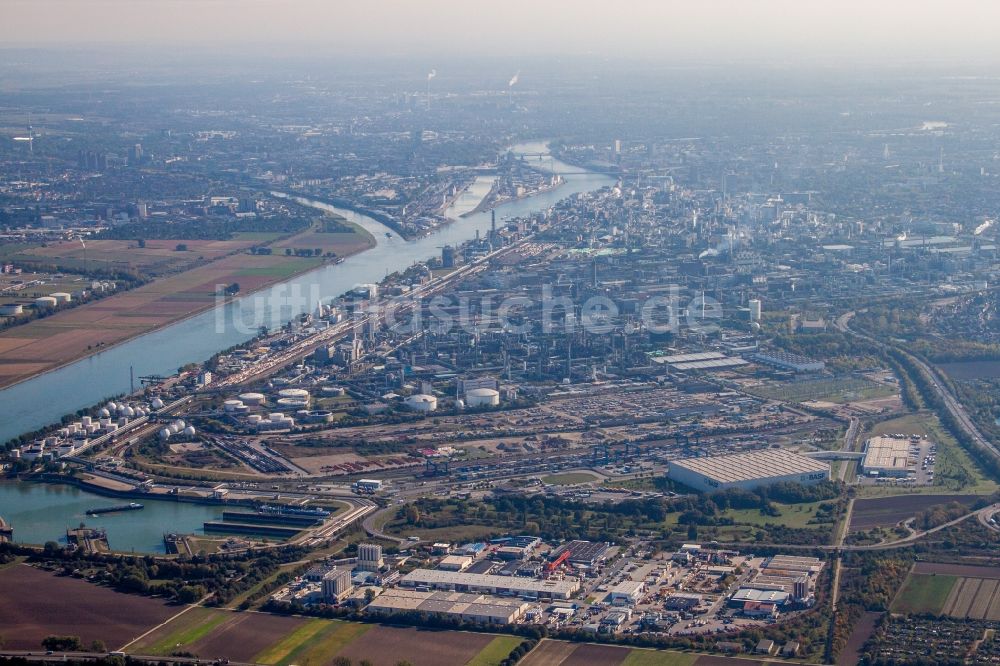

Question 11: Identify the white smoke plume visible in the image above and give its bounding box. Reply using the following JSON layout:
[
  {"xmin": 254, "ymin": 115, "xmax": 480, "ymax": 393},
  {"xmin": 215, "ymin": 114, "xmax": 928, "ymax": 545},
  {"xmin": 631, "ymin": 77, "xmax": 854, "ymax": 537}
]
[
  {"xmin": 427, "ymin": 69, "xmax": 437, "ymax": 81},
  {"xmin": 508, "ymin": 71, "xmax": 520, "ymax": 88}
]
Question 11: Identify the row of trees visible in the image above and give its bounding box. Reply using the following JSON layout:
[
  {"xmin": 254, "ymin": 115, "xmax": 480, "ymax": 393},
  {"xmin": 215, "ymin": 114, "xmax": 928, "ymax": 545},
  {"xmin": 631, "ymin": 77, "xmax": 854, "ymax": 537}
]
[{"xmin": 2, "ymin": 540, "xmax": 310, "ymax": 607}]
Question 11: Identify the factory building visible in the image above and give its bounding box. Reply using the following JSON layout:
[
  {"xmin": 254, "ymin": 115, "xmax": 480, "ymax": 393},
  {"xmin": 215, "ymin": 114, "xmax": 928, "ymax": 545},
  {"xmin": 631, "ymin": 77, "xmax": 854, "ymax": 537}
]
[
  {"xmin": 356, "ymin": 543, "xmax": 384, "ymax": 571},
  {"xmin": 399, "ymin": 569, "xmax": 579, "ymax": 600},
  {"xmin": 366, "ymin": 589, "xmax": 529, "ymax": 625},
  {"xmin": 668, "ymin": 449, "xmax": 829, "ymax": 493},
  {"xmin": 860, "ymin": 436, "xmax": 912, "ymax": 477},
  {"xmin": 549, "ymin": 540, "xmax": 611, "ymax": 567},
  {"xmin": 322, "ymin": 567, "xmax": 353, "ymax": 602}
]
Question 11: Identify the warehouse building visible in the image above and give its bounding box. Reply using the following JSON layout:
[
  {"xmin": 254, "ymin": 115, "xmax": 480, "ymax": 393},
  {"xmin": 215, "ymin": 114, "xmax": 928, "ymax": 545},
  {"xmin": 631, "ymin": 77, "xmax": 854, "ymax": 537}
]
[
  {"xmin": 668, "ymin": 449, "xmax": 829, "ymax": 493},
  {"xmin": 366, "ymin": 589, "xmax": 529, "ymax": 625},
  {"xmin": 399, "ymin": 569, "xmax": 579, "ymax": 600},
  {"xmin": 609, "ymin": 580, "xmax": 645, "ymax": 606},
  {"xmin": 860, "ymin": 436, "xmax": 912, "ymax": 477}
]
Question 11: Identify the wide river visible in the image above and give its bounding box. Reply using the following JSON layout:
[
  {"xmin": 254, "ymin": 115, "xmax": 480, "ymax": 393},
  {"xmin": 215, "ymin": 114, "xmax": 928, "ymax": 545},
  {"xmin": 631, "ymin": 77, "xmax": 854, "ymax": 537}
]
[{"xmin": 0, "ymin": 142, "xmax": 613, "ymax": 442}]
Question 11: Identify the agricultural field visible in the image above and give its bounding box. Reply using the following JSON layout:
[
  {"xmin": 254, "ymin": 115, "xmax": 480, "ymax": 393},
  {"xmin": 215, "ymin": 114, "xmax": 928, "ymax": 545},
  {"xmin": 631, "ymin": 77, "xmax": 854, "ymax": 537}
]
[
  {"xmin": 0, "ymin": 238, "xmax": 260, "ymax": 277},
  {"xmin": 129, "ymin": 609, "xmax": 526, "ymax": 666},
  {"xmin": 272, "ymin": 219, "xmax": 375, "ymax": 258},
  {"xmin": 0, "ymin": 219, "xmax": 375, "ymax": 388},
  {"xmin": 891, "ymin": 573, "xmax": 958, "ymax": 614},
  {"xmin": 0, "ymin": 251, "xmax": 322, "ymax": 388},
  {"xmin": 893, "ymin": 563, "xmax": 1000, "ymax": 619},
  {"xmin": 0, "ymin": 564, "xmax": 177, "ymax": 651},
  {"xmin": 940, "ymin": 577, "xmax": 1000, "ymax": 619},
  {"xmin": 520, "ymin": 640, "xmax": 767, "ymax": 666},
  {"xmin": 848, "ymin": 494, "xmax": 979, "ymax": 531}
]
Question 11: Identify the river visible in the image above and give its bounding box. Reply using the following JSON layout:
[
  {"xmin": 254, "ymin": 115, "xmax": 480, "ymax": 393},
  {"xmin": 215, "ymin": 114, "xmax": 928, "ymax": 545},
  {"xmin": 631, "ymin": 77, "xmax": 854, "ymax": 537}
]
[{"xmin": 0, "ymin": 143, "xmax": 613, "ymax": 443}]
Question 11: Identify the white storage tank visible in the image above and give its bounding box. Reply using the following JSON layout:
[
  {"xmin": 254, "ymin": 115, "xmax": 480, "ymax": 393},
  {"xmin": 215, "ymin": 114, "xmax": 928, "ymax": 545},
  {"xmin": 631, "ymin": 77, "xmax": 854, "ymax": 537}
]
[
  {"xmin": 50, "ymin": 292, "xmax": 72, "ymax": 304},
  {"xmin": 404, "ymin": 394, "xmax": 438, "ymax": 412},
  {"xmin": 277, "ymin": 388, "xmax": 310, "ymax": 404},
  {"xmin": 182, "ymin": 425, "xmax": 196, "ymax": 437},
  {"xmin": 465, "ymin": 387, "xmax": 500, "ymax": 408},
  {"xmin": 0, "ymin": 304, "xmax": 23, "ymax": 316},
  {"xmin": 224, "ymin": 399, "xmax": 244, "ymax": 413},
  {"xmin": 34, "ymin": 296, "xmax": 57, "ymax": 309},
  {"xmin": 276, "ymin": 397, "xmax": 309, "ymax": 408},
  {"xmin": 321, "ymin": 386, "xmax": 346, "ymax": 396},
  {"xmin": 159, "ymin": 428, "xmax": 172, "ymax": 440},
  {"xmin": 151, "ymin": 397, "xmax": 165, "ymax": 409},
  {"xmin": 247, "ymin": 414, "xmax": 263, "ymax": 424},
  {"xmin": 239, "ymin": 392, "xmax": 266, "ymax": 406}
]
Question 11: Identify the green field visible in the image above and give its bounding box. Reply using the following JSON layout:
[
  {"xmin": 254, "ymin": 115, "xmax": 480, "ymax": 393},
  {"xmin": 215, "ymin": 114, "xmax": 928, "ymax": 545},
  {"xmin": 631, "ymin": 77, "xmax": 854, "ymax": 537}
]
[
  {"xmin": 466, "ymin": 635, "xmax": 524, "ymax": 666},
  {"xmin": 721, "ymin": 500, "xmax": 831, "ymax": 529},
  {"xmin": 892, "ymin": 573, "xmax": 958, "ymax": 614},
  {"xmin": 746, "ymin": 376, "xmax": 896, "ymax": 403},
  {"xmin": 255, "ymin": 619, "xmax": 371, "ymax": 666},
  {"xmin": 622, "ymin": 649, "xmax": 699, "ymax": 665},
  {"xmin": 134, "ymin": 607, "xmax": 229, "ymax": 655},
  {"xmin": 236, "ymin": 257, "xmax": 323, "ymax": 278},
  {"xmin": 542, "ymin": 472, "xmax": 599, "ymax": 485},
  {"xmin": 230, "ymin": 232, "xmax": 285, "ymax": 242}
]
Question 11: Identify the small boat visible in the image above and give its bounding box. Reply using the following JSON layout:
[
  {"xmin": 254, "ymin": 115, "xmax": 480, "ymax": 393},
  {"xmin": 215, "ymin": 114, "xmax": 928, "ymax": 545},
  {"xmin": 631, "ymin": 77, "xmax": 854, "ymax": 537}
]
[{"xmin": 86, "ymin": 502, "xmax": 144, "ymax": 515}]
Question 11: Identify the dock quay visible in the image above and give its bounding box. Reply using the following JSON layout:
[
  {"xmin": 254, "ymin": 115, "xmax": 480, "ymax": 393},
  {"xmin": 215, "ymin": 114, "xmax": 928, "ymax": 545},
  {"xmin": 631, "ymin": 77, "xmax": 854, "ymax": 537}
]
[
  {"xmin": 203, "ymin": 522, "xmax": 302, "ymax": 538},
  {"xmin": 221, "ymin": 511, "xmax": 323, "ymax": 526}
]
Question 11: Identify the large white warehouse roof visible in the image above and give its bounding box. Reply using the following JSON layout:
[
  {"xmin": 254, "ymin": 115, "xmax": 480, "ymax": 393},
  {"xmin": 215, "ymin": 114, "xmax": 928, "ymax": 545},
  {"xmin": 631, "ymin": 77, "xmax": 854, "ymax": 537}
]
[{"xmin": 669, "ymin": 449, "xmax": 829, "ymax": 492}]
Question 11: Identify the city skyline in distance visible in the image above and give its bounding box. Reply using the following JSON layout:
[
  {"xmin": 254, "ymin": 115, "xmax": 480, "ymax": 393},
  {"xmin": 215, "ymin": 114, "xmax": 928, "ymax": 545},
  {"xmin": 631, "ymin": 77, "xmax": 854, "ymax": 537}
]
[{"xmin": 5, "ymin": 0, "xmax": 1000, "ymax": 66}]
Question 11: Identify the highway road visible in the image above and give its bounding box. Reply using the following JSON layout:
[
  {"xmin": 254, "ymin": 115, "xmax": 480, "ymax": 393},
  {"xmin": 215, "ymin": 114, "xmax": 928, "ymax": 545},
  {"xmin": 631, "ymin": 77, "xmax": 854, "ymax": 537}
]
[
  {"xmin": 835, "ymin": 310, "xmax": 998, "ymax": 460},
  {"xmin": 836, "ymin": 417, "xmax": 861, "ymax": 482}
]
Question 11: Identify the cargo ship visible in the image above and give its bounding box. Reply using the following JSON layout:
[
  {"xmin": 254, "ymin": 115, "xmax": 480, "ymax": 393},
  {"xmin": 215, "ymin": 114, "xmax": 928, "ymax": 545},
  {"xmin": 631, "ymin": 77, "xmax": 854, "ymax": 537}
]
[{"xmin": 86, "ymin": 502, "xmax": 144, "ymax": 515}]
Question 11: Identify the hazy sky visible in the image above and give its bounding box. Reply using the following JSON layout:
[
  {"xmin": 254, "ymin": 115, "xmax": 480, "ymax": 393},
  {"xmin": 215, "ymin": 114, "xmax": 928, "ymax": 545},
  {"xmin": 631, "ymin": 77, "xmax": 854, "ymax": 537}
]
[{"xmin": 5, "ymin": 0, "xmax": 1000, "ymax": 64}]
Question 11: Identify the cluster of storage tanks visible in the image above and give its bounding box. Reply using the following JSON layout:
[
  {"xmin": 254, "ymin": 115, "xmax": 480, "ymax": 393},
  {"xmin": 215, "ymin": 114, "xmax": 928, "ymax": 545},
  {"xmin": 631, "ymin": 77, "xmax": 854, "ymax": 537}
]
[
  {"xmin": 401, "ymin": 387, "xmax": 500, "ymax": 413},
  {"xmin": 223, "ymin": 387, "xmax": 342, "ymax": 431},
  {"xmin": 249, "ymin": 412, "xmax": 296, "ymax": 430},
  {"xmin": 159, "ymin": 419, "xmax": 196, "ymax": 441},
  {"xmin": 33, "ymin": 292, "xmax": 73, "ymax": 310}
]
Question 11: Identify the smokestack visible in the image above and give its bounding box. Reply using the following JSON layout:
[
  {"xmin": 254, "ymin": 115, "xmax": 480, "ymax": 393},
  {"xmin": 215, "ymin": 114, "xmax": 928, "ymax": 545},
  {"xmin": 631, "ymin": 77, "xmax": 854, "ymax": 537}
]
[{"xmin": 426, "ymin": 69, "xmax": 436, "ymax": 109}]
